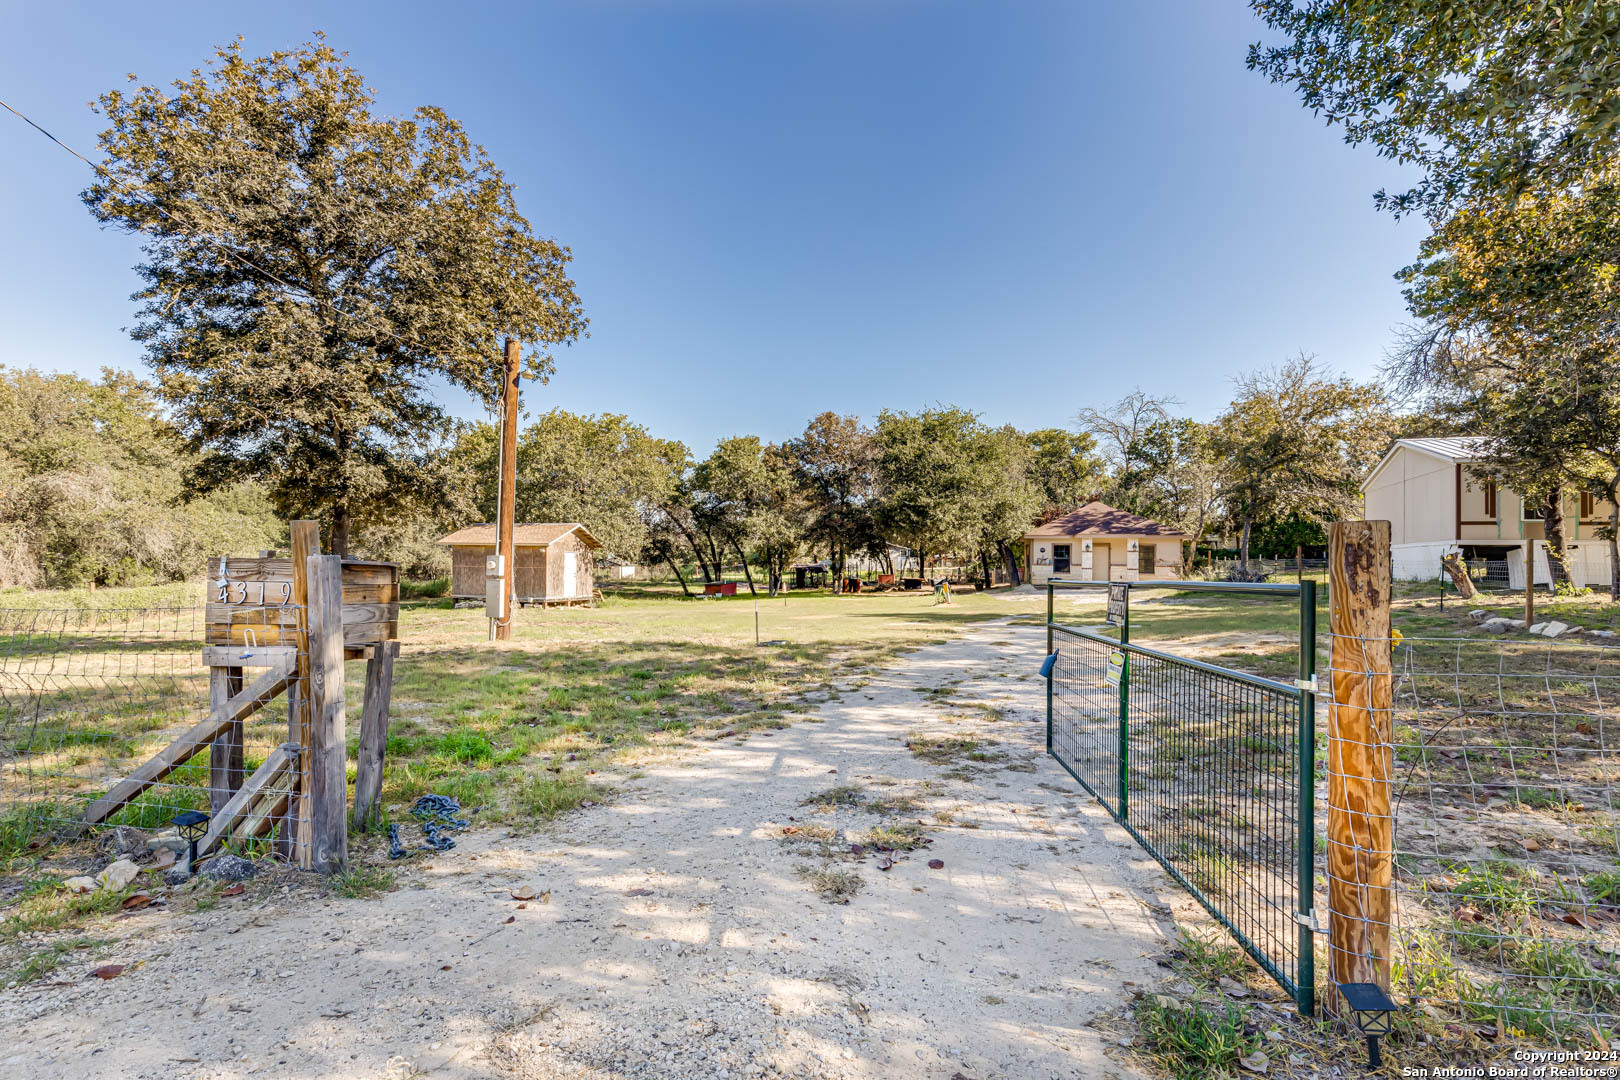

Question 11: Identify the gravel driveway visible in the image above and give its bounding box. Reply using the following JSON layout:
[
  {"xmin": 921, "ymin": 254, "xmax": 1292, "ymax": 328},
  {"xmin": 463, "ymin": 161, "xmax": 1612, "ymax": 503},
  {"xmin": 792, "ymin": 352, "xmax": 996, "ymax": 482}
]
[{"xmin": 2, "ymin": 619, "xmax": 1172, "ymax": 1080}]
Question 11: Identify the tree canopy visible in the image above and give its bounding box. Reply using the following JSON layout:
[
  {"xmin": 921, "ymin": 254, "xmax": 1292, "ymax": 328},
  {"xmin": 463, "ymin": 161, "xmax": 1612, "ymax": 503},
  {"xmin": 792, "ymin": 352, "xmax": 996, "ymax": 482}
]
[
  {"xmin": 1249, "ymin": 1, "xmax": 1620, "ymax": 218},
  {"xmin": 83, "ymin": 38, "xmax": 586, "ymax": 552}
]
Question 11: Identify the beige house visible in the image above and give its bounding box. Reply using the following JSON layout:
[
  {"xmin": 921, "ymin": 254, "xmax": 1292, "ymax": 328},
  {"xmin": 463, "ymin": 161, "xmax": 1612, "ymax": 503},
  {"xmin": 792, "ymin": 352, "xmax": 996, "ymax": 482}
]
[
  {"xmin": 1363, "ymin": 437, "xmax": 1616, "ymax": 586},
  {"xmin": 438, "ymin": 523, "xmax": 601, "ymax": 605},
  {"xmin": 1022, "ymin": 502, "xmax": 1189, "ymax": 587}
]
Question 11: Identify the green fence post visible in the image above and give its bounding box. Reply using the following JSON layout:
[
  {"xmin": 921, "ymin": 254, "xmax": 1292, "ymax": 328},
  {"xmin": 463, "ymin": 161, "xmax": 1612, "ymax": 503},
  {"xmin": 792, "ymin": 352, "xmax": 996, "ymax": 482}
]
[
  {"xmin": 1046, "ymin": 580, "xmax": 1054, "ymax": 656},
  {"xmin": 1296, "ymin": 578, "xmax": 1318, "ymax": 1016},
  {"xmin": 1118, "ymin": 584, "xmax": 1129, "ymax": 821},
  {"xmin": 1117, "ymin": 650, "xmax": 1129, "ymax": 823}
]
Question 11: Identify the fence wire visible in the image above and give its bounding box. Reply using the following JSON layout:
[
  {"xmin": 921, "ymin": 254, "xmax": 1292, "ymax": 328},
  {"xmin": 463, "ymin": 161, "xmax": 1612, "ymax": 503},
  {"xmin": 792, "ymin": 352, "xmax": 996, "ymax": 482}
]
[
  {"xmin": 0, "ymin": 606, "xmax": 303, "ymax": 853},
  {"xmin": 1327, "ymin": 631, "xmax": 1620, "ymax": 1044},
  {"xmin": 1049, "ymin": 624, "xmax": 1312, "ymax": 1010}
]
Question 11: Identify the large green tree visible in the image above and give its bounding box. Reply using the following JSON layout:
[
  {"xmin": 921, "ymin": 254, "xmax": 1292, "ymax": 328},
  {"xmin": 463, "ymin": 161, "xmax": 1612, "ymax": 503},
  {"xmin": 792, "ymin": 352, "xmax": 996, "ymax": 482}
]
[
  {"xmin": 786, "ymin": 413, "xmax": 879, "ymax": 587},
  {"xmin": 1076, "ymin": 391, "xmax": 1177, "ymax": 513},
  {"xmin": 451, "ymin": 410, "xmax": 683, "ymax": 562},
  {"xmin": 1213, "ymin": 355, "xmax": 1394, "ymax": 570},
  {"xmin": 83, "ymin": 38, "xmax": 586, "ymax": 553},
  {"xmin": 1393, "ymin": 173, "xmax": 1620, "ymax": 595},
  {"xmin": 873, "ymin": 407, "xmax": 1037, "ymax": 584},
  {"xmin": 1024, "ymin": 428, "xmax": 1104, "ymax": 518},
  {"xmin": 1249, "ymin": 1, "xmax": 1620, "ymax": 218}
]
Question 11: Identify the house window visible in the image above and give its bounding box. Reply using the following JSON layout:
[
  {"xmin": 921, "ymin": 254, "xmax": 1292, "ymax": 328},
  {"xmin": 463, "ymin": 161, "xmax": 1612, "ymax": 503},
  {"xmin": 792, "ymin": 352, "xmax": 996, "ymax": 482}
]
[
  {"xmin": 1138, "ymin": 543, "xmax": 1155, "ymax": 575},
  {"xmin": 1483, "ymin": 481, "xmax": 1497, "ymax": 518},
  {"xmin": 1582, "ymin": 491, "xmax": 1596, "ymax": 518},
  {"xmin": 1052, "ymin": 544, "xmax": 1071, "ymax": 573}
]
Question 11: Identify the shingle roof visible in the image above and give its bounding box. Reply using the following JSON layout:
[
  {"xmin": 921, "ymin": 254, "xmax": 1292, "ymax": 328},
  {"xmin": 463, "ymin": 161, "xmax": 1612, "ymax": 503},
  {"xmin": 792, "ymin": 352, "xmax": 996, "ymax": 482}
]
[
  {"xmin": 436, "ymin": 523, "xmax": 601, "ymax": 548},
  {"xmin": 1023, "ymin": 501, "xmax": 1188, "ymax": 539}
]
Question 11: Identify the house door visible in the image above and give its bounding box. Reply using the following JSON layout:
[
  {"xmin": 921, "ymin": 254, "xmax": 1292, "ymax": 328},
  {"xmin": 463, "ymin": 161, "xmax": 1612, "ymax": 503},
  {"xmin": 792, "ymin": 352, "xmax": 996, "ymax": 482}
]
[
  {"xmin": 562, "ymin": 551, "xmax": 578, "ymax": 599},
  {"xmin": 1052, "ymin": 544, "xmax": 1071, "ymax": 574},
  {"xmin": 1092, "ymin": 543, "xmax": 1112, "ymax": 581}
]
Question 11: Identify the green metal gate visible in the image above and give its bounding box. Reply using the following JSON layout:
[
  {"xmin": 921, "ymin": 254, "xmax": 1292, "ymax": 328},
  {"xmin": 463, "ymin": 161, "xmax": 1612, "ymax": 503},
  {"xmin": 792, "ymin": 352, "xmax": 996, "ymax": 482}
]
[{"xmin": 1044, "ymin": 578, "xmax": 1318, "ymax": 1015}]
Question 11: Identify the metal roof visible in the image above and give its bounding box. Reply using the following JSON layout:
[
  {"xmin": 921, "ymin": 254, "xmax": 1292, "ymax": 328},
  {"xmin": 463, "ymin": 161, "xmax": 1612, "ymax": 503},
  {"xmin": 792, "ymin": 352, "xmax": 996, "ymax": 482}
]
[
  {"xmin": 437, "ymin": 523, "xmax": 602, "ymax": 548},
  {"xmin": 1394, "ymin": 436, "xmax": 1489, "ymax": 462}
]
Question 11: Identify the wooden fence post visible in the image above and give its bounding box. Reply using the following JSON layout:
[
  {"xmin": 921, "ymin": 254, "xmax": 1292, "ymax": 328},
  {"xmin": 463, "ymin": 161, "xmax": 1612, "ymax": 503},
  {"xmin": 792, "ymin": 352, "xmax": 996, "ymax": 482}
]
[
  {"xmin": 1326, "ymin": 520, "xmax": 1395, "ymax": 996},
  {"xmin": 286, "ymin": 520, "xmax": 320, "ymax": 867},
  {"xmin": 352, "ymin": 641, "xmax": 398, "ymax": 827},
  {"xmin": 305, "ymin": 553, "xmax": 348, "ymax": 874},
  {"xmin": 207, "ymin": 666, "xmax": 244, "ymax": 814}
]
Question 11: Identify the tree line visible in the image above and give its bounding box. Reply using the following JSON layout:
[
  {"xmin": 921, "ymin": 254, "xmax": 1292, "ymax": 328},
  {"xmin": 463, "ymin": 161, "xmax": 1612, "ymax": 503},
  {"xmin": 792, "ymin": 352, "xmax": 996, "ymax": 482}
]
[{"xmin": 0, "ymin": 356, "xmax": 1400, "ymax": 592}]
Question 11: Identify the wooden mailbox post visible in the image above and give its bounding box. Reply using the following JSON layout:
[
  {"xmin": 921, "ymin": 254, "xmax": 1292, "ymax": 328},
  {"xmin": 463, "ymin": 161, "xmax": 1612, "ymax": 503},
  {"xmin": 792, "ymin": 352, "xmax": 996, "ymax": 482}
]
[
  {"xmin": 200, "ymin": 526, "xmax": 400, "ymax": 871},
  {"xmin": 84, "ymin": 521, "xmax": 400, "ymax": 875}
]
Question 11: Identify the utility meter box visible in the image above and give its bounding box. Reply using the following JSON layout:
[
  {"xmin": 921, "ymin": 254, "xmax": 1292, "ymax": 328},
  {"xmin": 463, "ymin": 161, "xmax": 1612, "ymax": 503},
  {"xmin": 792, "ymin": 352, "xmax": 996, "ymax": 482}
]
[{"xmin": 485, "ymin": 554, "xmax": 507, "ymax": 619}]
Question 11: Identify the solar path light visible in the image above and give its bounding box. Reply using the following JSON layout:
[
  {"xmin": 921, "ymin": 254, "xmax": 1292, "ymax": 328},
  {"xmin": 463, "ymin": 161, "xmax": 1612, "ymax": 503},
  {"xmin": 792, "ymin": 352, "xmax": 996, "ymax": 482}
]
[{"xmin": 1337, "ymin": 981, "xmax": 1396, "ymax": 1069}]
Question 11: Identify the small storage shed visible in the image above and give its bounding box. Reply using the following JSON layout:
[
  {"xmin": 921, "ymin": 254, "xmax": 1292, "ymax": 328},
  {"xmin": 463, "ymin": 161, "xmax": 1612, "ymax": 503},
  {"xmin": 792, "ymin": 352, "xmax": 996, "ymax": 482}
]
[{"xmin": 438, "ymin": 523, "xmax": 602, "ymax": 606}]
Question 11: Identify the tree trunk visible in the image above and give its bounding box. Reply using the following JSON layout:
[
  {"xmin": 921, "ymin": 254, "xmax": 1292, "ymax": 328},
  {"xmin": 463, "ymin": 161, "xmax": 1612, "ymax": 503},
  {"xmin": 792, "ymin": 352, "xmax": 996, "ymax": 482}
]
[
  {"xmin": 998, "ymin": 540, "xmax": 1021, "ymax": 586},
  {"xmin": 668, "ymin": 513, "xmax": 713, "ymax": 582},
  {"xmin": 1542, "ymin": 490, "xmax": 1575, "ymax": 587},
  {"xmin": 665, "ymin": 552, "xmax": 693, "ymax": 597},
  {"xmin": 1238, "ymin": 517, "xmax": 1252, "ymax": 571},
  {"xmin": 331, "ymin": 504, "xmax": 350, "ymax": 557},
  {"xmin": 733, "ymin": 539, "xmax": 757, "ymax": 595},
  {"xmin": 1609, "ymin": 495, "xmax": 1620, "ymax": 602},
  {"xmin": 980, "ymin": 548, "xmax": 992, "ymax": 590}
]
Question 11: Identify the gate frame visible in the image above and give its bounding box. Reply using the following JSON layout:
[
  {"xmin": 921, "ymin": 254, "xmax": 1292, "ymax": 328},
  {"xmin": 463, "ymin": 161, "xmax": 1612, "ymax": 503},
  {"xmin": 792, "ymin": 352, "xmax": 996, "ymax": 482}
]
[{"xmin": 1044, "ymin": 576, "xmax": 1319, "ymax": 1016}]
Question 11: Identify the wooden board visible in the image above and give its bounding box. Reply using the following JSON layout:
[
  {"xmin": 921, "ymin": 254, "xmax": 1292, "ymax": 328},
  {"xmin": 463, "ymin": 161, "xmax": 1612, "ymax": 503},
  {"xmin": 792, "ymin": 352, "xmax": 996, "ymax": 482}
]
[
  {"xmin": 206, "ymin": 553, "xmax": 399, "ymax": 647},
  {"xmin": 80, "ymin": 657, "xmax": 295, "ymax": 826},
  {"xmin": 196, "ymin": 743, "xmax": 296, "ymax": 856},
  {"xmin": 201, "ymin": 645, "xmax": 298, "ymax": 668},
  {"xmin": 353, "ymin": 641, "xmax": 397, "ymax": 826}
]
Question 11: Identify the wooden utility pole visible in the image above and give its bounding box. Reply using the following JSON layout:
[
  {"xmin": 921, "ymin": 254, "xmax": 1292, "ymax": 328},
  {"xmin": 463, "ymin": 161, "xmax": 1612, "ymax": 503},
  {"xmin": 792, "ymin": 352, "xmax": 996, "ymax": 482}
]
[
  {"xmin": 496, "ymin": 337, "xmax": 520, "ymax": 641},
  {"xmin": 1326, "ymin": 520, "xmax": 1394, "ymax": 995}
]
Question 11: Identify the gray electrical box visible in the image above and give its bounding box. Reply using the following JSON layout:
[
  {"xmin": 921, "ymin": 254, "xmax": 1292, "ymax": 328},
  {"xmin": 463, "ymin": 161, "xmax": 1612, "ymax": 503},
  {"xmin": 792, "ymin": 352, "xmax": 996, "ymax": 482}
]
[{"xmin": 485, "ymin": 554, "xmax": 507, "ymax": 619}]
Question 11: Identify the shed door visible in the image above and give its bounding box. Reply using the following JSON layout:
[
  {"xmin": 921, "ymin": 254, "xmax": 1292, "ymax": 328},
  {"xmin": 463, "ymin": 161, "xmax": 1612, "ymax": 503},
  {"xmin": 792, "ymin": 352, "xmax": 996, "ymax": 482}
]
[{"xmin": 562, "ymin": 551, "xmax": 578, "ymax": 599}]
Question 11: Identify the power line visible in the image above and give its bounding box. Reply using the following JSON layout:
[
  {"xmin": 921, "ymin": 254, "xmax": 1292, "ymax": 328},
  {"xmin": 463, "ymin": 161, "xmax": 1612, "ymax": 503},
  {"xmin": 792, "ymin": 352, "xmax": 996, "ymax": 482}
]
[
  {"xmin": 0, "ymin": 98, "xmax": 94, "ymax": 165},
  {"xmin": 0, "ymin": 94, "xmax": 431, "ymax": 353}
]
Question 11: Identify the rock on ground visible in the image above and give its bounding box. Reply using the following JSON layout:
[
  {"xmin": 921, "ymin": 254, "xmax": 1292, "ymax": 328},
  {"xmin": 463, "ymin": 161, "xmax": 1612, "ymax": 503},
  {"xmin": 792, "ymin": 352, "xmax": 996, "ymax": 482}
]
[{"xmin": 196, "ymin": 854, "xmax": 256, "ymax": 882}]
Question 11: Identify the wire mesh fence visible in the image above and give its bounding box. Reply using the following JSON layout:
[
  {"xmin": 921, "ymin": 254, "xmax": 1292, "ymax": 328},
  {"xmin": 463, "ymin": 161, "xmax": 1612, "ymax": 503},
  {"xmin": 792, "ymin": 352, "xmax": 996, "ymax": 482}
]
[
  {"xmin": 1330, "ymin": 632, "xmax": 1620, "ymax": 1044},
  {"xmin": 0, "ymin": 606, "xmax": 303, "ymax": 854},
  {"xmin": 1049, "ymin": 623, "xmax": 1314, "ymax": 1011}
]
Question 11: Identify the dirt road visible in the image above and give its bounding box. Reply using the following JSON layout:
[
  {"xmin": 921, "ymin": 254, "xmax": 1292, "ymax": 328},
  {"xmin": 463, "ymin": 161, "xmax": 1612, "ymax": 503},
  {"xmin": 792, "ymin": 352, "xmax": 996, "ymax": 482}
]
[{"xmin": 2, "ymin": 620, "xmax": 1173, "ymax": 1079}]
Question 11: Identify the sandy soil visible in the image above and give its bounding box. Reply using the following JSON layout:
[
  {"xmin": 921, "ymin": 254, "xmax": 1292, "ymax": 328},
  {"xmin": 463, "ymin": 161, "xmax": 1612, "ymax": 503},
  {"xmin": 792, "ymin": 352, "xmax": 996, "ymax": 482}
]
[{"xmin": 1, "ymin": 620, "xmax": 1175, "ymax": 1080}]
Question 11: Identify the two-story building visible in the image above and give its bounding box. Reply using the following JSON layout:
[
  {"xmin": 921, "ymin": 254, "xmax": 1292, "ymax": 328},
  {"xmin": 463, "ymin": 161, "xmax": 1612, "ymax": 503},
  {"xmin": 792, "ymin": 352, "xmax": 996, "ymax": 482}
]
[{"xmin": 1362, "ymin": 437, "xmax": 1615, "ymax": 587}]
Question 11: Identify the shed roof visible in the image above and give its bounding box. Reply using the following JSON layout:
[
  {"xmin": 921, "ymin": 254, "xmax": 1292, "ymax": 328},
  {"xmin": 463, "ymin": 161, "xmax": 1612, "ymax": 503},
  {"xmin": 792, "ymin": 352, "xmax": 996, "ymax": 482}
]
[
  {"xmin": 1023, "ymin": 501, "xmax": 1188, "ymax": 539},
  {"xmin": 437, "ymin": 523, "xmax": 602, "ymax": 549}
]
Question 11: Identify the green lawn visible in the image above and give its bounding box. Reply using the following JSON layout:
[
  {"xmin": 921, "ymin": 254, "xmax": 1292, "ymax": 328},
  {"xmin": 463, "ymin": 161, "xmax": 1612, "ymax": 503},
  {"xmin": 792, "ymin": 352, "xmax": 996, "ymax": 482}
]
[{"xmin": 345, "ymin": 584, "xmax": 1035, "ymax": 823}]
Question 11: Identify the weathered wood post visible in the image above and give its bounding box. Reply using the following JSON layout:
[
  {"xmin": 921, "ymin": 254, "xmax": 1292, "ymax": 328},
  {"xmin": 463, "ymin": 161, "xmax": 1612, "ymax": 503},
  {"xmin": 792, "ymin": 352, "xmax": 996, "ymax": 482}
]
[
  {"xmin": 352, "ymin": 640, "xmax": 399, "ymax": 826},
  {"xmin": 287, "ymin": 520, "xmax": 319, "ymax": 867},
  {"xmin": 305, "ymin": 553, "xmax": 349, "ymax": 874},
  {"xmin": 1326, "ymin": 520, "xmax": 1395, "ymax": 996},
  {"xmin": 207, "ymin": 666, "xmax": 244, "ymax": 814}
]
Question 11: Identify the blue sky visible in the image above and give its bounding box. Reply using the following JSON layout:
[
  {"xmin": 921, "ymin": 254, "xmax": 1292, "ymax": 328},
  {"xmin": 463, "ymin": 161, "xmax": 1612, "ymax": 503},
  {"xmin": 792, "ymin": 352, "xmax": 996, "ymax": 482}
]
[{"xmin": 0, "ymin": 1, "xmax": 1422, "ymax": 454}]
